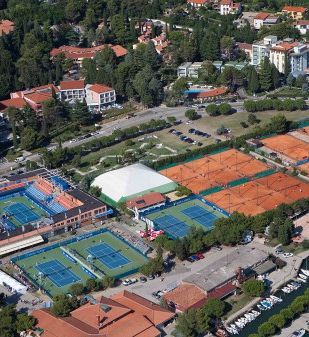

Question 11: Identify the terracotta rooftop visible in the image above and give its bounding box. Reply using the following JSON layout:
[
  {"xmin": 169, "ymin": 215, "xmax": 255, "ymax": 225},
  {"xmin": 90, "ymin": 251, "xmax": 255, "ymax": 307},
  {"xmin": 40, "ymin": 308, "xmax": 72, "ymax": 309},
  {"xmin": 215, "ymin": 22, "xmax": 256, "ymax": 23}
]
[
  {"xmin": 271, "ymin": 41, "xmax": 299, "ymax": 52},
  {"xmin": 111, "ymin": 290, "xmax": 175, "ymax": 326},
  {"xmin": 187, "ymin": 0, "xmax": 208, "ymax": 4},
  {"xmin": 32, "ymin": 293, "xmax": 173, "ymax": 337},
  {"xmin": 50, "ymin": 44, "xmax": 128, "ymax": 59},
  {"xmin": 189, "ymin": 87, "xmax": 228, "ymax": 99},
  {"xmin": 0, "ymin": 98, "xmax": 26, "ymax": 111},
  {"xmin": 164, "ymin": 284, "xmax": 207, "ymax": 312},
  {"xmin": 295, "ymin": 20, "xmax": 309, "ymax": 25},
  {"xmin": 0, "ymin": 20, "xmax": 14, "ymax": 36},
  {"xmin": 126, "ymin": 192, "xmax": 166, "ymax": 210},
  {"xmin": 89, "ymin": 84, "xmax": 114, "ymax": 94},
  {"xmin": 24, "ymin": 92, "xmax": 52, "ymax": 104},
  {"xmin": 282, "ymin": 6, "xmax": 307, "ymax": 13},
  {"xmin": 255, "ymin": 12, "xmax": 270, "ymax": 20},
  {"xmin": 59, "ymin": 80, "xmax": 85, "ymax": 90}
]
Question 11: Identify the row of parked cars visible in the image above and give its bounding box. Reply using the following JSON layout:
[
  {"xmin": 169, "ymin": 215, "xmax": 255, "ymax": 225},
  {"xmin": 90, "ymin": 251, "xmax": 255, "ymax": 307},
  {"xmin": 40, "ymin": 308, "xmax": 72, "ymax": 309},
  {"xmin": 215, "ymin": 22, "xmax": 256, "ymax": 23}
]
[
  {"xmin": 169, "ymin": 129, "xmax": 203, "ymax": 146},
  {"xmin": 69, "ymin": 131, "xmax": 100, "ymax": 144},
  {"xmin": 275, "ymin": 246, "xmax": 294, "ymax": 258},
  {"xmin": 188, "ymin": 128, "xmax": 211, "ymax": 138},
  {"xmin": 122, "ymin": 274, "xmax": 155, "ymax": 286}
]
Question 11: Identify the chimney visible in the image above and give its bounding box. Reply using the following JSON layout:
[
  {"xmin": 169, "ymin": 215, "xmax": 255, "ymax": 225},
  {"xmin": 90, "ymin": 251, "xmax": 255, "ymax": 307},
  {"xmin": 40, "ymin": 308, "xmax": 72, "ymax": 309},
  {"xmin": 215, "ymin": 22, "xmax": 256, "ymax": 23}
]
[{"xmin": 96, "ymin": 315, "xmax": 100, "ymax": 328}]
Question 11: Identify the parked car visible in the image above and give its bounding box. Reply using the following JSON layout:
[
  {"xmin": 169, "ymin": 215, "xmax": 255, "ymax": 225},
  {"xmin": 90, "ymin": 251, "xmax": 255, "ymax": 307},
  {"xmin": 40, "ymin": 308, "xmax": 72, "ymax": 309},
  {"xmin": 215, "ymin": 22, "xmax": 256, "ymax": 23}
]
[
  {"xmin": 140, "ymin": 276, "xmax": 147, "ymax": 283},
  {"xmin": 190, "ymin": 255, "xmax": 200, "ymax": 261},
  {"xmin": 196, "ymin": 253, "xmax": 205, "ymax": 259},
  {"xmin": 148, "ymin": 274, "xmax": 155, "ymax": 280},
  {"xmin": 122, "ymin": 279, "xmax": 131, "ymax": 286},
  {"xmin": 187, "ymin": 257, "xmax": 195, "ymax": 263},
  {"xmin": 283, "ymin": 252, "xmax": 293, "ymax": 258},
  {"xmin": 213, "ymin": 245, "xmax": 222, "ymax": 251}
]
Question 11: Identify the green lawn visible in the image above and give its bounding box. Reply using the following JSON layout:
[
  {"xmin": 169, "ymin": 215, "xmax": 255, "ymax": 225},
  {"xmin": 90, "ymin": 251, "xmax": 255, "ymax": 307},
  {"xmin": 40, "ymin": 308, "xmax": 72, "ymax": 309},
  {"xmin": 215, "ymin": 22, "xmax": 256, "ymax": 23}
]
[
  {"xmin": 146, "ymin": 198, "xmax": 226, "ymax": 238},
  {"xmin": 0, "ymin": 195, "xmax": 47, "ymax": 227},
  {"xmin": 14, "ymin": 230, "xmax": 148, "ymax": 297}
]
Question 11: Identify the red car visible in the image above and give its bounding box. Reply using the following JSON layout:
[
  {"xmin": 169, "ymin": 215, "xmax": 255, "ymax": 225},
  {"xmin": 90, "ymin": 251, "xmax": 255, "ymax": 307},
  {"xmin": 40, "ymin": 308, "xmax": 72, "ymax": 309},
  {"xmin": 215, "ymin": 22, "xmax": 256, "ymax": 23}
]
[{"xmin": 196, "ymin": 252, "xmax": 205, "ymax": 259}]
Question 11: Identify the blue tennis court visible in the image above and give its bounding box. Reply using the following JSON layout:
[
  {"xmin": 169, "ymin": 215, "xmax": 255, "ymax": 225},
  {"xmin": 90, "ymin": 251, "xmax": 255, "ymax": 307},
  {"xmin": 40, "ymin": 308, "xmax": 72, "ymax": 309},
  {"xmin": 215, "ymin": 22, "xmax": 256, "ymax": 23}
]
[
  {"xmin": 154, "ymin": 215, "xmax": 189, "ymax": 238},
  {"xmin": 4, "ymin": 202, "xmax": 39, "ymax": 225},
  {"xmin": 87, "ymin": 243, "xmax": 131, "ymax": 270},
  {"xmin": 182, "ymin": 205, "xmax": 217, "ymax": 230},
  {"xmin": 35, "ymin": 260, "xmax": 80, "ymax": 287}
]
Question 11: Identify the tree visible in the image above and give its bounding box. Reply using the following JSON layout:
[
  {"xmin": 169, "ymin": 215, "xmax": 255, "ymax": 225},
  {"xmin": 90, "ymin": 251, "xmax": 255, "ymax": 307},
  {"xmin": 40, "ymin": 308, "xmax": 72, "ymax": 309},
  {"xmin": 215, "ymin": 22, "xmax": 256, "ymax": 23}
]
[
  {"xmin": 247, "ymin": 66, "xmax": 260, "ymax": 94},
  {"xmin": 102, "ymin": 275, "xmax": 115, "ymax": 288},
  {"xmin": 167, "ymin": 116, "xmax": 176, "ymax": 124},
  {"xmin": 7, "ymin": 107, "xmax": 18, "ymax": 149},
  {"xmin": 175, "ymin": 309, "xmax": 200, "ymax": 337},
  {"xmin": 185, "ymin": 109, "xmax": 198, "ymax": 120},
  {"xmin": 172, "ymin": 78, "xmax": 189, "ymax": 99},
  {"xmin": 268, "ymin": 313, "xmax": 286, "ymax": 330},
  {"xmin": 203, "ymin": 298, "xmax": 225, "ymax": 318},
  {"xmin": 52, "ymin": 295, "xmax": 79, "ymax": 317},
  {"xmin": 16, "ymin": 313, "xmax": 36, "ymax": 332},
  {"xmin": 259, "ymin": 57, "xmax": 273, "ymax": 91},
  {"xmin": 269, "ymin": 114, "xmax": 288, "ymax": 133},
  {"xmin": 206, "ymin": 104, "xmax": 219, "ymax": 116},
  {"xmin": 71, "ymin": 100, "xmax": 92, "ymax": 126},
  {"xmin": 219, "ymin": 103, "xmax": 232, "ymax": 115},
  {"xmin": 0, "ymin": 305, "xmax": 17, "ymax": 337},
  {"xmin": 69, "ymin": 283, "xmax": 85, "ymax": 296},
  {"xmin": 242, "ymin": 279, "xmax": 264, "ymax": 297},
  {"xmin": 280, "ymin": 308, "xmax": 294, "ymax": 322},
  {"xmin": 258, "ymin": 322, "xmax": 276, "ymax": 337},
  {"xmin": 284, "ymin": 53, "xmax": 291, "ymax": 79},
  {"xmin": 86, "ymin": 278, "xmax": 97, "ymax": 292},
  {"xmin": 20, "ymin": 127, "xmax": 38, "ymax": 150},
  {"xmin": 175, "ymin": 186, "xmax": 192, "ymax": 197},
  {"xmin": 277, "ymin": 223, "xmax": 291, "ymax": 245},
  {"xmin": 248, "ymin": 113, "xmax": 259, "ymax": 125},
  {"xmin": 286, "ymin": 73, "xmax": 295, "ymax": 88}
]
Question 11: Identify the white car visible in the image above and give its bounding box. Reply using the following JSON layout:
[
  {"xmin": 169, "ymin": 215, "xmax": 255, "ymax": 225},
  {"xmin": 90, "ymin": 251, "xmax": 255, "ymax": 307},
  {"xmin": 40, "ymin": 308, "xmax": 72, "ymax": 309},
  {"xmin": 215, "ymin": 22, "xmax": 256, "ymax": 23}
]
[
  {"xmin": 130, "ymin": 278, "xmax": 138, "ymax": 284},
  {"xmin": 122, "ymin": 279, "xmax": 131, "ymax": 286},
  {"xmin": 283, "ymin": 252, "xmax": 294, "ymax": 258}
]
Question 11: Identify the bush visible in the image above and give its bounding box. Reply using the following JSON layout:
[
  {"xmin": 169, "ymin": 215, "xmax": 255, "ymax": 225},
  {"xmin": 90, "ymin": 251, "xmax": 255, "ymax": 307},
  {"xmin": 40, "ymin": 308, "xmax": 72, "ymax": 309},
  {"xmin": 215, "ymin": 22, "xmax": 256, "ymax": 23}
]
[
  {"xmin": 244, "ymin": 98, "xmax": 306, "ymax": 113},
  {"xmin": 185, "ymin": 109, "xmax": 199, "ymax": 120},
  {"xmin": 206, "ymin": 104, "xmax": 220, "ymax": 116},
  {"xmin": 242, "ymin": 279, "xmax": 264, "ymax": 297},
  {"xmin": 219, "ymin": 103, "xmax": 232, "ymax": 115}
]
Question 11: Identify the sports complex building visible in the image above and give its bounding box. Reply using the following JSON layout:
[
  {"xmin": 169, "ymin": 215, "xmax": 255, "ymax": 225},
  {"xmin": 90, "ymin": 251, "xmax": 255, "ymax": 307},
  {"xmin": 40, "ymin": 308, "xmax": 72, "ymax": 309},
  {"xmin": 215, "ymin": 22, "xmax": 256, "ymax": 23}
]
[{"xmin": 0, "ymin": 168, "xmax": 111, "ymax": 254}]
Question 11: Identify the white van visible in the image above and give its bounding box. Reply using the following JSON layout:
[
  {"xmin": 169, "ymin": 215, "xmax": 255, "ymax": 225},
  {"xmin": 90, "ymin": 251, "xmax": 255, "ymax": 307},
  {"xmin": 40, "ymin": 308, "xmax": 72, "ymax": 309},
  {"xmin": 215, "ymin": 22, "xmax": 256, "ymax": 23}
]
[{"xmin": 14, "ymin": 156, "xmax": 25, "ymax": 162}]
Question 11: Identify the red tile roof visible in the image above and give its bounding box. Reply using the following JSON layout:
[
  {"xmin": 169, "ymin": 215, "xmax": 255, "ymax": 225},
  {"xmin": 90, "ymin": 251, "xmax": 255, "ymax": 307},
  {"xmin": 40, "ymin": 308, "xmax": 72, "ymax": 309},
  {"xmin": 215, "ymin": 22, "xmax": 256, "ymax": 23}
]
[
  {"xmin": 50, "ymin": 44, "xmax": 127, "ymax": 60},
  {"xmin": 295, "ymin": 20, "xmax": 309, "ymax": 25},
  {"xmin": 0, "ymin": 20, "xmax": 14, "ymax": 36},
  {"xmin": 24, "ymin": 92, "xmax": 52, "ymax": 104},
  {"xmin": 282, "ymin": 6, "xmax": 307, "ymax": 13},
  {"xmin": 0, "ymin": 98, "xmax": 26, "ymax": 111},
  {"xmin": 164, "ymin": 284, "xmax": 207, "ymax": 312},
  {"xmin": 32, "ymin": 293, "xmax": 171, "ymax": 337},
  {"xmin": 208, "ymin": 282, "xmax": 237, "ymax": 299},
  {"xmin": 187, "ymin": 0, "xmax": 208, "ymax": 4},
  {"xmin": 59, "ymin": 80, "xmax": 85, "ymax": 90},
  {"xmin": 111, "ymin": 290, "xmax": 175, "ymax": 326},
  {"xmin": 271, "ymin": 41, "xmax": 299, "ymax": 52},
  {"xmin": 254, "ymin": 12, "xmax": 270, "ymax": 20},
  {"xmin": 89, "ymin": 84, "xmax": 113, "ymax": 94},
  {"xmin": 126, "ymin": 192, "xmax": 166, "ymax": 210}
]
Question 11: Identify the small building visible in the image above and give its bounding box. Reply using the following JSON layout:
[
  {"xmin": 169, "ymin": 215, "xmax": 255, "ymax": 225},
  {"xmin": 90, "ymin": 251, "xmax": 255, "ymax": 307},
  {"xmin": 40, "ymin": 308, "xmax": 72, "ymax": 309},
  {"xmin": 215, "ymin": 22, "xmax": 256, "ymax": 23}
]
[
  {"xmin": 222, "ymin": 61, "xmax": 248, "ymax": 71},
  {"xmin": 219, "ymin": 0, "xmax": 241, "ymax": 15},
  {"xmin": 253, "ymin": 12, "xmax": 279, "ymax": 30},
  {"xmin": 85, "ymin": 83, "xmax": 116, "ymax": 112},
  {"xmin": 164, "ymin": 284, "xmax": 207, "ymax": 313},
  {"xmin": 246, "ymin": 138, "xmax": 263, "ymax": 148},
  {"xmin": 236, "ymin": 43, "xmax": 253, "ymax": 61},
  {"xmin": 282, "ymin": 6, "xmax": 307, "ymax": 20},
  {"xmin": 187, "ymin": 87, "xmax": 228, "ymax": 102},
  {"xmin": 188, "ymin": 62, "xmax": 204, "ymax": 78},
  {"xmin": 126, "ymin": 192, "xmax": 167, "ymax": 220},
  {"xmin": 177, "ymin": 62, "xmax": 193, "ymax": 77},
  {"xmin": 0, "ymin": 20, "xmax": 14, "ymax": 36},
  {"xmin": 294, "ymin": 20, "xmax": 309, "ymax": 35}
]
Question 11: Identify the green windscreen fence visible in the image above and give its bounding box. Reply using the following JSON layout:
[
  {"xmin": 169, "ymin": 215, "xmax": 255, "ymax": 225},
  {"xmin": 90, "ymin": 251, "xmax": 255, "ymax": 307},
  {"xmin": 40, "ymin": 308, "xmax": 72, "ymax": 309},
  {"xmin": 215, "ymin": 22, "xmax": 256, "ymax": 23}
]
[
  {"xmin": 156, "ymin": 146, "xmax": 231, "ymax": 171},
  {"xmin": 254, "ymin": 169, "xmax": 276, "ymax": 179},
  {"xmin": 199, "ymin": 186, "xmax": 223, "ymax": 196},
  {"xmin": 227, "ymin": 177, "xmax": 250, "ymax": 188}
]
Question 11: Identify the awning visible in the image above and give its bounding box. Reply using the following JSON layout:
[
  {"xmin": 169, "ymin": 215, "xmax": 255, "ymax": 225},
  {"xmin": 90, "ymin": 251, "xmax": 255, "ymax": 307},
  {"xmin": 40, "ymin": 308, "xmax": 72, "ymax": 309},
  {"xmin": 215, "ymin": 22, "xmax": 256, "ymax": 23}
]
[
  {"xmin": 253, "ymin": 260, "xmax": 277, "ymax": 275},
  {"xmin": 0, "ymin": 269, "xmax": 27, "ymax": 294},
  {"xmin": 0, "ymin": 235, "xmax": 44, "ymax": 257}
]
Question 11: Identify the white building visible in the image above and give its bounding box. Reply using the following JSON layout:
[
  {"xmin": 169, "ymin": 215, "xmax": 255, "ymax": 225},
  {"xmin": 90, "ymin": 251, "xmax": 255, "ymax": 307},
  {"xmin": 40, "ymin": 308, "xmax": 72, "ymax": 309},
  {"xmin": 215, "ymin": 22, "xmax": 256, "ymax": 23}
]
[
  {"xmin": 58, "ymin": 80, "xmax": 86, "ymax": 103},
  {"xmin": 253, "ymin": 13, "xmax": 279, "ymax": 30},
  {"xmin": 270, "ymin": 42, "xmax": 309, "ymax": 74},
  {"xmin": 177, "ymin": 62, "xmax": 192, "ymax": 77},
  {"xmin": 219, "ymin": 0, "xmax": 241, "ymax": 15},
  {"xmin": 251, "ymin": 35, "xmax": 278, "ymax": 66},
  {"xmin": 85, "ymin": 84, "xmax": 116, "ymax": 112},
  {"xmin": 187, "ymin": 0, "xmax": 208, "ymax": 8},
  {"xmin": 294, "ymin": 20, "xmax": 309, "ymax": 35}
]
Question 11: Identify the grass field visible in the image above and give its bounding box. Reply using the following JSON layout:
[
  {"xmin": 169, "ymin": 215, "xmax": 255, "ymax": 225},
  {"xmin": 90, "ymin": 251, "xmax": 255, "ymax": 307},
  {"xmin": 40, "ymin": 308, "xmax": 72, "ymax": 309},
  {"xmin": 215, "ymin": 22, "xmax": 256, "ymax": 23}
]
[
  {"xmin": 14, "ymin": 230, "xmax": 147, "ymax": 297},
  {"xmin": 0, "ymin": 195, "xmax": 47, "ymax": 227},
  {"xmin": 146, "ymin": 198, "xmax": 225, "ymax": 239}
]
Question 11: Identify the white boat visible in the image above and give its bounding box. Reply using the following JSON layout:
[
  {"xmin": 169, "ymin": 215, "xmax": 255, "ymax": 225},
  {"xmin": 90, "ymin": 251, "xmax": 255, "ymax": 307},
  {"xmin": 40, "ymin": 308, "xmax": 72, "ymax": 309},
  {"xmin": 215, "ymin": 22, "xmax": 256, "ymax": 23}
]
[
  {"xmin": 301, "ymin": 269, "xmax": 309, "ymax": 276},
  {"xmin": 299, "ymin": 273, "xmax": 308, "ymax": 280},
  {"xmin": 226, "ymin": 327, "xmax": 235, "ymax": 334},
  {"xmin": 297, "ymin": 277, "xmax": 306, "ymax": 283},
  {"xmin": 266, "ymin": 297, "xmax": 275, "ymax": 304},
  {"xmin": 235, "ymin": 321, "xmax": 244, "ymax": 329},
  {"xmin": 270, "ymin": 295, "xmax": 282, "ymax": 302},
  {"xmin": 282, "ymin": 287, "xmax": 291, "ymax": 293},
  {"xmin": 251, "ymin": 310, "xmax": 261, "ymax": 317},
  {"xmin": 292, "ymin": 328, "xmax": 306, "ymax": 337},
  {"xmin": 291, "ymin": 281, "xmax": 301, "ymax": 289},
  {"xmin": 245, "ymin": 313, "xmax": 253, "ymax": 322},
  {"xmin": 287, "ymin": 284, "xmax": 296, "ymax": 290},
  {"xmin": 230, "ymin": 324, "xmax": 238, "ymax": 331}
]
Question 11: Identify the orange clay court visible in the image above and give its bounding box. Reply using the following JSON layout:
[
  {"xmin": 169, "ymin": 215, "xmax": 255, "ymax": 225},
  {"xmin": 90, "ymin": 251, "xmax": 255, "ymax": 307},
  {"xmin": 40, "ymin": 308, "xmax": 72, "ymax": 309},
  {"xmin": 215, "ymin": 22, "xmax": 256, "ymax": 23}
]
[
  {"xmin": 205, "ymin": 172, "xmax": 309, "ymax": 216},
  {"xmin": 160, "ymin": 149, "xmax": 269, "ymax": 194},
  {"xmin": 262, "ymin": 134, "xmax": 309, "ymax": 162},
  {"xmin": 299, "ymin": 162, "xmax": 309, "ymax": 174}
]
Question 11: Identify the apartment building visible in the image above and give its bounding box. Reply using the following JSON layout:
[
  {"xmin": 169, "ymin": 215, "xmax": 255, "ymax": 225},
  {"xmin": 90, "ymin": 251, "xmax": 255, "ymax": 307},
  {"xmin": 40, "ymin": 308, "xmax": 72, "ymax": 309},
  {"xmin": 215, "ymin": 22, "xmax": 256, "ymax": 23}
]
[
  {"xmin": 294, "ymin": 20, "xmax": 309, "ymax": 35},
  {"xmin": 253, "ymin": 12, "xmax": 279, "ymax": 30},
  {"xmin": 187, "ymin": 0, "xmax": 209, "ymax": 8},
  {"xmin": 85, "ymin": 84, "xmax": 116, "ymax": 112},
  {"xmin": 251, "ymin": 35, "xmax": 278, "ymax": 66},
  {"xmin": 282, "ymin": 6, "xmax": 307, "ymax": 20},
  {"xmin": 57, "ymin": 80, "xmax": 86, "ymax": 102}
]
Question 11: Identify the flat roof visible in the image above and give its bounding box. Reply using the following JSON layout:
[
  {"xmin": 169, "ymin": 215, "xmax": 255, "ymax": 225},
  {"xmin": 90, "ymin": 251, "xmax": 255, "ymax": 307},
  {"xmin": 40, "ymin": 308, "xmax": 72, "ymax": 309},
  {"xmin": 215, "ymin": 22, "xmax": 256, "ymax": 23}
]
[{"xmin": 184, "ymin": 246, "xmax": 268, "ymax": 292}]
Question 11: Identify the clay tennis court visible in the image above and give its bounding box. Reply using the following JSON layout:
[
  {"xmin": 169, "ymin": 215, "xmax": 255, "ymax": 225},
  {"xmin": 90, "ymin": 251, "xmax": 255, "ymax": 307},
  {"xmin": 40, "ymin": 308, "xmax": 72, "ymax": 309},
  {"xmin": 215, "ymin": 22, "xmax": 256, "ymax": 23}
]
[
  {"xmin": 205, "ymin": 172, "xmax": 309, "ymax": 216},
  {"xmin": 160, "ymin": 149, "xmax": 269, "ymax": 194},
  {"xmin": 299, "ymin": 162, "xmax": 309, "ymax": 174},
  {"xmin": 262, "ymin": 134, "xmax": 309, "ymax": 162}
]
